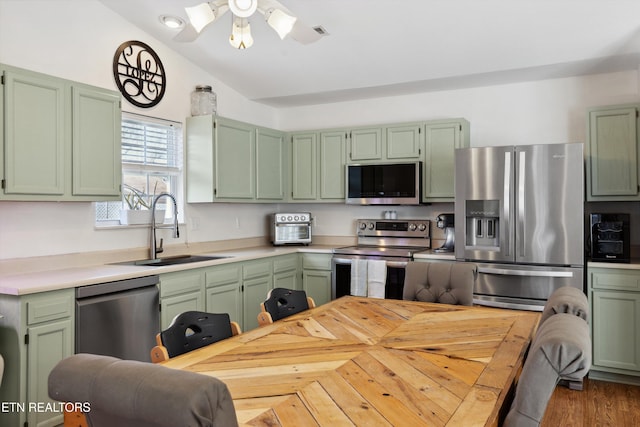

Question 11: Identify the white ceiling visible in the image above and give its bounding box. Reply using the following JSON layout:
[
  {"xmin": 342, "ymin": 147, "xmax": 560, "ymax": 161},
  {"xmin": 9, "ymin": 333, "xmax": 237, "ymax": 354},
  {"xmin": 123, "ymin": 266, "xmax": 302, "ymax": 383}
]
[{"xmin": 98, "ymin": 0, "xmax": 640, "ymax": 107}]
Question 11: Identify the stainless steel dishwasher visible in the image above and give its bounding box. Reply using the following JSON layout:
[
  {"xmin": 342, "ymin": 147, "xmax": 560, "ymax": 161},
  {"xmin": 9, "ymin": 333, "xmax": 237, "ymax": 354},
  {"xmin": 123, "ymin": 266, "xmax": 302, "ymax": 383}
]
[{"xmin": 76, "ymin": 275, "xmax": 160, "ymax": 362}]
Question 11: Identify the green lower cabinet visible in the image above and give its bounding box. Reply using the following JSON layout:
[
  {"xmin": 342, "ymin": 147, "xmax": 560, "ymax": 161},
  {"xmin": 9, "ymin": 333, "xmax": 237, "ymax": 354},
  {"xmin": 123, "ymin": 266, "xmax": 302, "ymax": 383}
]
[
  {"xmin": 242, "ymin": 260, "xmax": 273, "ymax": 331},
  {"xmin": 28, "ymin": 318, "xmax": 74, "ymax": 427},
  {"xmin": 205, "ymin": 263, "xmax": 242, "ymax": 328},
  {"xmin": 0, "ymin": 289, "xmax": 75, "ymax": 427},
  {"xmin": 159, "ymin": 269, "xmax": 206, "ymax": 329},
  {"xmin": 205, "ymin": 260, "xmax": 275, "ymax": 332},
  {"xmin": 273, "ymin": 254, "xmax": 301, "ymax": 290},
  {"xmin": 592, "ymin": 290, "xmax": 640, "ymax": 372},
  {"xmin": 301, "ymin": 253, "xmax": 332, "ymax": 306},
  {"xmin": 589, "ymin": 267, "xmax": 640, "ymax": 383}
]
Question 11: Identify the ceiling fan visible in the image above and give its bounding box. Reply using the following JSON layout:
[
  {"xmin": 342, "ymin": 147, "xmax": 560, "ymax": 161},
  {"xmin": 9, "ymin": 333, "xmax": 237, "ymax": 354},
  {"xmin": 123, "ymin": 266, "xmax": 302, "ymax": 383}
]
[{"xmin": 175, "ymin": 0, "xmax": 323, "ymax": 49}]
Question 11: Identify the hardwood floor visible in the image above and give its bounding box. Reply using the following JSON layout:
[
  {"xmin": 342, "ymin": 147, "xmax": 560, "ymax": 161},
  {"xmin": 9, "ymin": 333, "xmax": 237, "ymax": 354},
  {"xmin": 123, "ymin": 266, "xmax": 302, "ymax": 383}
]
[{"xmin": 541, "ymin": 378, "xmax": 640, "ymax": 426}]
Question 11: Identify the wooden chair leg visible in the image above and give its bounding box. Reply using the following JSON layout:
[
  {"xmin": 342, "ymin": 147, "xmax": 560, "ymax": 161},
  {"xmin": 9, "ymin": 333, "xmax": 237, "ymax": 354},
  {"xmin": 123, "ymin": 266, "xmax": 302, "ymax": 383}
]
[{"xmin": 64, "ymin": 409, "xmax": 89, "ymax": 427}]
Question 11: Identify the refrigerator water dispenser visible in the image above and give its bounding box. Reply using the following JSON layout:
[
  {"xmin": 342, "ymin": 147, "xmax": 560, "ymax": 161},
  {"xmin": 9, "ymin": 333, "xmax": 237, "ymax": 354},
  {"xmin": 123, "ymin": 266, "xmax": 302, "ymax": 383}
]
[{"xmin": 465, "ymin": 200, "xmax": 500, "ymax": 248}]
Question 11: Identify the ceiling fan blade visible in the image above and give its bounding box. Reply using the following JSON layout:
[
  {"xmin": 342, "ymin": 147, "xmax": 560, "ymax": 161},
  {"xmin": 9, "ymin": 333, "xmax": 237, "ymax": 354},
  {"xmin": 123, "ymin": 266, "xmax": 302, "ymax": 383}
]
[
  {"xmin": 174, "ymin": 23, "xmax": 200, "ymax": 42},
  {"xmin": 289, "ymin": 21, "xmax": 322, "ymax": 44}
]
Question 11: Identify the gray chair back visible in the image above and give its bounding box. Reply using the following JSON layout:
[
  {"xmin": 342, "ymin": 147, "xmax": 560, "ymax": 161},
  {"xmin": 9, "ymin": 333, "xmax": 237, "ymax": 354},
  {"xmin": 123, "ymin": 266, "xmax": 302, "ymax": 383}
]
[
  {"xmin": 539, "ymin": 285, "xmax": 589, "ymax": 326},
  {"xmin": 503, "ymin": 313, "xmax": 591, "ymax": 427},
  {"xmin": 402, "ymin": 262, "xmax": 477, "ymax": 305},
  {"xmin": 48, "ymin": 353, "xmax": 238, "ymax": 427}
]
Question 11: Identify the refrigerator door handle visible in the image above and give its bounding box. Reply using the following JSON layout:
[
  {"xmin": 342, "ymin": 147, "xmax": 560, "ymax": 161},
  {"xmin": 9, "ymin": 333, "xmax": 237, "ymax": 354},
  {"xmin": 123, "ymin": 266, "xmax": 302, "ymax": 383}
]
[
  {"xmin": 478, "ymin": 267, "xmax": 574, "ymax": 278},
  {"xmin": 518, "ymin": 150, "xmax": 526, "ymax": 257},
  {"xmin": 503, "ymin": 151, "xmax": 512, "ymax": 257}
]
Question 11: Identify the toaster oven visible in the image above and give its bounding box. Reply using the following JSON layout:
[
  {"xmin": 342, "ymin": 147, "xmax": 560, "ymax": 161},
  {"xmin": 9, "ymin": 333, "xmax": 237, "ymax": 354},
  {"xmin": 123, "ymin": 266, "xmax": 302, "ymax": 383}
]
[{"xmin": 270, "ymin": 212, "xmax": 312, "ymax": 245}]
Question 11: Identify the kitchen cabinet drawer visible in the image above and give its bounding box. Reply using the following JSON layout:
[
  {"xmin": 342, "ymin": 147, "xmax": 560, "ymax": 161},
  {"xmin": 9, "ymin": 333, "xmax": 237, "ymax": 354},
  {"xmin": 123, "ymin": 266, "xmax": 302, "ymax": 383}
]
[
  {"xmin": 26, "ymin": 290, "xmax": 74, "ymax": 325},
  {"xmin": 243, "ymin": 260, "xmax": 272, "ymax": 280},
  {"xmin": 206, "ymin": 263, "xmax": 241, "ymax": 288},
  {"xmin": 273, "ymin": 254, "xmax": 298, "ymax": 273},
  {"xmin": 591, "ymin": 269, "xmax": 640, "ymax": 291},
  {"xmin": 302, "ymin": 253, "xmax": 332, "ymax": 270},
  {"xmin": 159, "ymin": 269, "xmax": 205, "ymax": 298}
]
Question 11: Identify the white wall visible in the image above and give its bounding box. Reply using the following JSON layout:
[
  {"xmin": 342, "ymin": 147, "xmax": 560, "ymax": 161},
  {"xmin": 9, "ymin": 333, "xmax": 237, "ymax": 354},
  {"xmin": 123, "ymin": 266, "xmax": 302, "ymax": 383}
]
[
  {"xmin": 277, "ymin": 71, "xmax": 640, "ymax": 146},
  {"xmin": 0, "ymin": 0, "xmax": 639, "ymax": 260}
]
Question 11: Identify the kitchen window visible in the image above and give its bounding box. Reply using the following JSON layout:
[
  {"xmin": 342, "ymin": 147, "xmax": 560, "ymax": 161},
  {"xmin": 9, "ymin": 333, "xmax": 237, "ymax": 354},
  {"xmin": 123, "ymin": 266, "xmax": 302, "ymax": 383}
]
[{"xmin": 95, "ymin": 112, "xmax": 183, "ymax": 225}]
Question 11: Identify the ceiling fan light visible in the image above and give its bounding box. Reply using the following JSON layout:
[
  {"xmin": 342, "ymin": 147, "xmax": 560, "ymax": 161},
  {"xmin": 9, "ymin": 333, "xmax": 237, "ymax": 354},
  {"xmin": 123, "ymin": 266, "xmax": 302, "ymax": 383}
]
[
  {"xmin": 229, "ymin": 18, "xmax": 254, "ymax": 49},
  {"xmin": 228, "ymin": 0, "xmax": 257, "ymax": 18},
  {"xmin": 266, "ymin": 8, "xmax": 297, "ymax": 39},
  {"xmin": 185, "ymin": 2, "xmax": 216, "ymax": 33}
]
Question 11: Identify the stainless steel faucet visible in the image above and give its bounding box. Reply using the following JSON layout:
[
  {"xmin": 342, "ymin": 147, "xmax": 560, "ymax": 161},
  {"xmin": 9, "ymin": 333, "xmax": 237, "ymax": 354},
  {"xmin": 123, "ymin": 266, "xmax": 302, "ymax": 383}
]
[{"xmin": 150, "ymin": 193, "xmax": 179, "ymax": 260}]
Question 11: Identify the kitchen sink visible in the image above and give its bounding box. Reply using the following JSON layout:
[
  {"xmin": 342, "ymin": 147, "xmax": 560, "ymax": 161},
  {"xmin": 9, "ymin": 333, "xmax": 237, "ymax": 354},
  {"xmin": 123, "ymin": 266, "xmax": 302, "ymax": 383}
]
[{"xmin": 114, "ymin": 254, "xmax": 229, "ymax": 267}]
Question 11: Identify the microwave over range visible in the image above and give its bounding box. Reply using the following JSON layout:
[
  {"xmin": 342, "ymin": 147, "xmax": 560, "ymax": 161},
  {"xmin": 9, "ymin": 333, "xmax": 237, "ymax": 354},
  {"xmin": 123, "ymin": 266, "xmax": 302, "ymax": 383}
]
[{"xmin": 346, "ymin": 161, "xmax": 422, "ymax": 205}]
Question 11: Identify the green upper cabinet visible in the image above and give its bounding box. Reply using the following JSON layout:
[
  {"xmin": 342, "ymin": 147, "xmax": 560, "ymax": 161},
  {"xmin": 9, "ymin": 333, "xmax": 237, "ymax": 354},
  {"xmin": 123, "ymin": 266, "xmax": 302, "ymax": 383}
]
[
  {"xmin": 1, "ymin": 64, "xmax": 121, "ymax": 201},
  {"xmin": 291, "ymin": 130, "xmax": 346, "ymax": 202},
  {"xmin": 422, "ymin": 119, "xmax": 470, "ymax": 202},
  {"xmin": 72, "ymin": 84, "xmax": 121, "ymax": 197},
  {"xmin": 586, "ymin": 104, "xmax": 640, "ymax": 201},
  {"xmin": 386, "ymin": 124, "xmax": 423, "ymax": 159},
  {"xmin": 3, "ymin": 69, "xmax": 66, "ymax": 196},
  {"xmin": 319, "ymin": 131, "xmax": 347, "ymax": 200},
  {"xmin": 349, "ymin": 127, "xmax": 383, "ymax": 161},
  {"xmin": 186, "ymin": 115, "xmax": 287, "ymax": 203},
  {"xmin": 291, "ymin": 132, "xmax": 317, "ymax": 200},
  {"xmin": 256, "ymin": 127, "xmax": 285, "ymax": 200},
  {"xmin": 348, "ymin": 123, "xmax": 424, "ymax": 163},
  {"xmin": 215, "ymin": 118, "xmax": 255, "ymax": 199}
]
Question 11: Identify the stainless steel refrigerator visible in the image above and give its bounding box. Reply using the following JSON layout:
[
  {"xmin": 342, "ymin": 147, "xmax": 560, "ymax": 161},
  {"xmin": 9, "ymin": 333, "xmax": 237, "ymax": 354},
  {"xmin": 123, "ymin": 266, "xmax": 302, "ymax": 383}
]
[{"xmin": 454, "ymin": 143, "xmax": 584, "ymax": 311}]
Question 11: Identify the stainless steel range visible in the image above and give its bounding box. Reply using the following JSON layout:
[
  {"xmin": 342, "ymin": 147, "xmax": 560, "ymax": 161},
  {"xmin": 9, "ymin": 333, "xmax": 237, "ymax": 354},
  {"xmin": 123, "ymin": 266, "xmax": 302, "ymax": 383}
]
[{"xmin": 332, "ymin": 218, "xmax": 431, "ymax": 300}]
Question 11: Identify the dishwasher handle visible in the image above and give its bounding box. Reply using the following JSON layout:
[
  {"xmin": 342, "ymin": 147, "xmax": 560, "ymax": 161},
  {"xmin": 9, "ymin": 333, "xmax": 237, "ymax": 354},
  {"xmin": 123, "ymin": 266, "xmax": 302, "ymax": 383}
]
[{"xmin": 76, "ymin": 275, "xmax": 159, "ymax": 299}]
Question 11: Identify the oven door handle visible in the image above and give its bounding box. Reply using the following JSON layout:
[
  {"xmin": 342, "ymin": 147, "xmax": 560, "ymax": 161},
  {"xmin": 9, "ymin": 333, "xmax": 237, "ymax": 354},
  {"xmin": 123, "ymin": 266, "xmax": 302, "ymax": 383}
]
[
  {"xmin": 386, "ymin": 261, "xmax": 408, "ymax": 268},
  {"xmin": 332, "ymin": 257, "xmax": 408, "ymax": 268}
]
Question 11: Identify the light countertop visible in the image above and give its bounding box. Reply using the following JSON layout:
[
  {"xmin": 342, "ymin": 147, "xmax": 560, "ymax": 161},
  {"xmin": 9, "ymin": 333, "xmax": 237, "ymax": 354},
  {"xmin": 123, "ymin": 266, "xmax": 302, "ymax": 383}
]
[
  {"xmin": 587, "ymin": 259, "xmax": 640, "ymax": 270},
  {"xmin": 0, "ymin": 246, "xmax": 330, "ymax": 296},
  {"xmin": 0, "ymin": 244, "xmax": 458, "ymax": 296}
]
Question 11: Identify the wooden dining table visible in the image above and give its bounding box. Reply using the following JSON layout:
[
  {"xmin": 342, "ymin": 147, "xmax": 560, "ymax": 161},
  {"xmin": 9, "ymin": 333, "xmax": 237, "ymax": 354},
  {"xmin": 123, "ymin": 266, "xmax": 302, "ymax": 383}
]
[{"xmin": 161, "ymin": 296, "xmax": 540, "ymax": 427}]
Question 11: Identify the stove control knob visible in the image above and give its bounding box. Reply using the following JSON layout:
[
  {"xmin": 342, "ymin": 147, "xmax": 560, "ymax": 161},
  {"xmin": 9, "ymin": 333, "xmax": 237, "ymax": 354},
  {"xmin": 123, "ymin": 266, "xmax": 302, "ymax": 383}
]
[
  {"xmin": 287, "ymin": 215, "xmax": 293, "ymax": 221},
  {"xmin": 294, "ymin": 216, "xmax": 299, "ymax": 221},
  {"xmin": 368, "ymin": 222, "xmax": 375, "ymax": 230},
  {"xmin": 409, "ymin": 223, "xmax": 417, "ymax": 231},
  {"xmin": 359, "ymin": 222, "xmax": 367, "ymax": 230},
  {"xmin": 418, "ymin": 223, "xmax": 427, "ymax": 231}
]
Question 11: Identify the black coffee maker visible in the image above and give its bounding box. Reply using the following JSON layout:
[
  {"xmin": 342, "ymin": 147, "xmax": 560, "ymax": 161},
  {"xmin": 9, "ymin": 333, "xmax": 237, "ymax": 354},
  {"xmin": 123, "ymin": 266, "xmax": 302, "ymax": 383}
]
[{"xmin": 435, "ymin": 213, "xmax": 455, "ymax": 253}]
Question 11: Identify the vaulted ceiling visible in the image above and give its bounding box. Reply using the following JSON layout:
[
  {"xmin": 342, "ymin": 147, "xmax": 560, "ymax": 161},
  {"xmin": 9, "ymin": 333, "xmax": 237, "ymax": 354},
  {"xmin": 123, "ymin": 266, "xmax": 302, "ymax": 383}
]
[{"xmin": 99, "ymin": 0, "xmax": 640, "ymax": 107}]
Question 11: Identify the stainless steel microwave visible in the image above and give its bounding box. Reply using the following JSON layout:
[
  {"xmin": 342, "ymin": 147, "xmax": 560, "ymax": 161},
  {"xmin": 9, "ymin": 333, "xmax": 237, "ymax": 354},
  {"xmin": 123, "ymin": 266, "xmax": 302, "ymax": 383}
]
[{"xmin": 346, "ymin": 161, "xmax": 422, "ymax": 205}]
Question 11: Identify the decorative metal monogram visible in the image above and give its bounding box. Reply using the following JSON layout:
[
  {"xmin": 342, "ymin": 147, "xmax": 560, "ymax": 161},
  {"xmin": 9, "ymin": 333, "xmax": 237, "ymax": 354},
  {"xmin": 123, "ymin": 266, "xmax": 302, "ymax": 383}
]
[{"xmin": 113, "ymin": 41, "xmax": 166, "ymax": 108}]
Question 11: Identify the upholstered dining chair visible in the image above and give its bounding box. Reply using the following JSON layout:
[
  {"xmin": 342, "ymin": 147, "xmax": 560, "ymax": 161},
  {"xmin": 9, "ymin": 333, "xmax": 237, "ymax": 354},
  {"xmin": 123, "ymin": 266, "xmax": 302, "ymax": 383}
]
[
  {"xmin": 539, "ymin": 285, "xmax": 589, "ymax": 325},
  {"xmin": 49, "ymin": 353, "xmax": 238, "ymax": 427},
  {"xmin": 257, "ymin": 288, "xmax": 316, "ymax": 326},
  {"xmin": 503, "ymin": 313, "xmax": 591, "ymax": 427},
  {"xmin": 402, "ymin": 261, "xmax": 477, "ymax": 305},
  {"xmin": 151, "ymin": 311, "xmax": 241, "ymax": 363}
]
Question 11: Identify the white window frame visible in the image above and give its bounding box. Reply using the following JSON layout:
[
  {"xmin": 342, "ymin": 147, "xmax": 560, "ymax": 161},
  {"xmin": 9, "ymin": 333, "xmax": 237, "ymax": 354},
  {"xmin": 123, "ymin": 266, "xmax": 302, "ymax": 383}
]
[{"xmin": 95, "ymin": 112, "xmax": 184, "ymax": 227}]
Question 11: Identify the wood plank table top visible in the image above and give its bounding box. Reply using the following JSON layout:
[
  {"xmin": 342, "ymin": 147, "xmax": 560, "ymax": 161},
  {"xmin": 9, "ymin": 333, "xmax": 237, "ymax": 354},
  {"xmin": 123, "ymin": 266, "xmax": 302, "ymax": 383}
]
[{"xmin": 161, "ymin": 296, "xmax": 540, "ymax": 427}]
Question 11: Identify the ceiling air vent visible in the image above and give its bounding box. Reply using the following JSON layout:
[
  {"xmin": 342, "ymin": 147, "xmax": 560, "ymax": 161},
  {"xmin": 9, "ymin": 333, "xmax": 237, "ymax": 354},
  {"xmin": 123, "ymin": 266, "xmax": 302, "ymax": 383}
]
[{"xmin": 313, "ymin": 26, "xmax": 329, "ymax": 36}]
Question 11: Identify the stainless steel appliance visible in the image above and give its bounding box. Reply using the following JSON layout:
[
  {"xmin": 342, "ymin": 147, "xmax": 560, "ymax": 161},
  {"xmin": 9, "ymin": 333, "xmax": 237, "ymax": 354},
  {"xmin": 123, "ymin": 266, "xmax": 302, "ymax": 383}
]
[
  {"xmin": 590, "ymin": 213, "xmax": 630, "ymax": 262},
  {"xmin": 455, "ymin": 143, "xmax": 584, "ymax": 311},
  {"xmin": 76, "ymin": 275, "xmax": 160, "ymax": 362},
  {"xmin": 346, "ymin": 162, "xmax": 422, "ymax": 205},
  {"xmin": 270, "ymin": 212, "xmax": 312, "ymax": 245},
  {"xmin": 332, "ymin": 218, "xmax": 431, "ymax": 299},
  {"xmin": 435, "ymin": 213, "xmax": 455, "ymax": 252}
]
